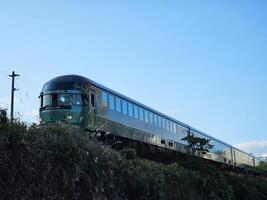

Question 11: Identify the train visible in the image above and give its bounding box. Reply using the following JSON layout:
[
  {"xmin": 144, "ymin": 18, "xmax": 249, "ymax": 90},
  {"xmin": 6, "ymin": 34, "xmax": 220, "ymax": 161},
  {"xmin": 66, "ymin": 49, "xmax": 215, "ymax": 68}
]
[{"xmin": 39, "ymin": 75, "xmax": 264, "ymax": 171}]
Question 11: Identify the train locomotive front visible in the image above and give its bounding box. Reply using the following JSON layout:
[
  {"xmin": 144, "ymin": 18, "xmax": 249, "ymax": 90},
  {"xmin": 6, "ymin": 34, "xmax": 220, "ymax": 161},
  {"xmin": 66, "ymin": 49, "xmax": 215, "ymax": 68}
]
[{"xmin": 39, "ymin": 75, "xmax": 94, "ymax": 128}]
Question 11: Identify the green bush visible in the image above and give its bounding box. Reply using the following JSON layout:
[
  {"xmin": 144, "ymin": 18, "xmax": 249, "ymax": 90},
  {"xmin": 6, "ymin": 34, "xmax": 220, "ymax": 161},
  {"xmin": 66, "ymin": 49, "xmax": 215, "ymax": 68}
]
[
  {"xmin": 0, "ymin": 123, "xmax": 266, "ymax": 200},
  {"xmin": 258, "ymin": 162, "xmax": 267, "ymax": 171}
]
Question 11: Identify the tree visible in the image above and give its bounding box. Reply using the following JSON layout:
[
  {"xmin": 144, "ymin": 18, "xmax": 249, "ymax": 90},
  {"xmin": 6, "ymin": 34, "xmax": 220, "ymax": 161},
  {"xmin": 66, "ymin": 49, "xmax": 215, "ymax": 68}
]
[
  {"xmin": 258, "ymin": 161, "xmax": 267, "ymax": 171},
  {"xmin": 182, "ymin": 133, "xmax": 214, "ymax": 157}
]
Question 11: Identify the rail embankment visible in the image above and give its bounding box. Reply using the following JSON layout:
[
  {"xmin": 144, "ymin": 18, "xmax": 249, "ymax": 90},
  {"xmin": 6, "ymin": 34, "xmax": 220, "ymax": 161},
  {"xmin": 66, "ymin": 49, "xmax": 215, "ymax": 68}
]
[{"xmin": 0, "ymin": 123, "xmax": 266, "ymax": 200}]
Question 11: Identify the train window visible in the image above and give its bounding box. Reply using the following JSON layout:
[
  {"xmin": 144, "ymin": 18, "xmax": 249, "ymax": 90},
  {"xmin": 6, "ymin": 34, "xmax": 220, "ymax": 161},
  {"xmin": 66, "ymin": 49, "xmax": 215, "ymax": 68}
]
[
  {"xmin": 43, "ymin": 95, "xmax": 52, "ymax": 107},
  {"xmin": 58, "ymin": 94, "xmax": 72, "ymax": 106},
  {"xmin": 116, "ymin": 97, "xmax": 121, "ymax": 112},
  {"xmin": 52, "ymin": 94, "xmax": 57, "ymax": 105},
  {"xmin": 139, "ymin": 107, "xmax": 144, "ymax": 121},
  {"xmin": 83, "ymin": 95, "xmax": 89, "ymax": 106},
  {"xmin": 149, "ymin": 112, "xmax": 153, "ymax": 125},
  {"xmin": 168, "ymin": 142, "xmax": 173, "ymax": 147},
  {"xmin": 161, "ymin": 139, "xmax": 166, "ymax": 145},
  {"xmin": 73, "ymin": 95, "xmax": 80, "ymax": 105},
  {"xmin": 134, "ymin": 105, "xmax": 139, "ymax": 119},
  {"xmin": 102, "ymin": 92, "xmax": 108, "ymax": 107},
  {"xmin": 122, "ymin": 100, "xmax": 127, "ymax": 115},
  {"xmin": 166, "ymin": 120, "xmax": 170, "ymax": 132},
  {"xmin": 173, "ymin": 123, "xmax": 177, "ymax": 134},
  {"xmin": 170, "ymin": 122, "xmax": 173, "ymax": 133},
  {"xmin": 144, "ymin": 110, "xmax": 149, "ymax": 123},
  {"xmin": 162, "ymin": 118, "xmax": 166, "ymax": 130},
  {"xmin": 176, "ymin": 124, "xmax": 180, "ymax": 134},
  {"xmin": 73, "ymin": 94, "xmax": 83, "ymax": 106},
  {"xmin": 109, "ymin": 94, "xmax": 115, "ymax": 110},
  {"xmin": 158, "ymin": 116, "xmax": 162, "ymax": 128},
  {"xmin": 128, "ymin": 102, "xmax": 133, "ymax": 117},
  {"xmin": 153, "ymin": 114, "xmax": 157, "ymax": 126}
]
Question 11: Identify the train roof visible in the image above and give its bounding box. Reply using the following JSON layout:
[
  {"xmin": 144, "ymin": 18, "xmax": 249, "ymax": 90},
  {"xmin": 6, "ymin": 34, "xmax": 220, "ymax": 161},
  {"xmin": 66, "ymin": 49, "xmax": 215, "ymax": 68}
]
[
  {"xmin": 42, "ymin": 75, "xmax": 91, "ymax": 92},
  {"xmin": 47, "ymin": 75, "xmax": 91, "ymax": 83},
  {"xmin": 42, "ymin": 75, "xmax": 257, "ymax": 158}
]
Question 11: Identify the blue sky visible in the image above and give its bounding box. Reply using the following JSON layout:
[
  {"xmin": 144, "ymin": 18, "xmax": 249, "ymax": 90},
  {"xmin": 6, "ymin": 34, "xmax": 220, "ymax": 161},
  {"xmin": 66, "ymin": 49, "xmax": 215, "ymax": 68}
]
[{"xmin": 0, "ymin": 1, "xmax": 267, "ymax": 157}]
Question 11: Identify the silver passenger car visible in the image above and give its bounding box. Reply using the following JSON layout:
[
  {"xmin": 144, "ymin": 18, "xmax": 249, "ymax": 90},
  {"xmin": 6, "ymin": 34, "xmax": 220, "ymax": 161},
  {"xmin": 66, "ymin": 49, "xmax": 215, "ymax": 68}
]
[{"xmin": 40, "ymin": 75, "xmax": 261, "ymax": 169}]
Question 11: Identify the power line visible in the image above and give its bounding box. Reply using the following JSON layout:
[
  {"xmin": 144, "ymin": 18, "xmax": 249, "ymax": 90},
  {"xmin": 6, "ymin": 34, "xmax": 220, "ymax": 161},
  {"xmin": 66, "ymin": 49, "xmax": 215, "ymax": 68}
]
[
  {"xmin": 18, "ymin": 78, "xmax": 40, "ymax": 92},
  {"xmin": 19, "ymin": 75, "xmax": 42, "ymax": 89},
  {"xmin": 0, "ymin": 69, "xmax": 9, "ymax": 75},
  {"xmin": 15, "ymin": 77, "xmax": 41, "ymax": 123},
  {"xmin": 15, "ymin": 81, "xmax": 39, "ymax": 123},
  {"xmin": 0, "ymin": 73, "xmax": 9, "ymax": 77},
  {"xmin": 0, "ymin": 75, "xmax": 9, "ymax": 82}
]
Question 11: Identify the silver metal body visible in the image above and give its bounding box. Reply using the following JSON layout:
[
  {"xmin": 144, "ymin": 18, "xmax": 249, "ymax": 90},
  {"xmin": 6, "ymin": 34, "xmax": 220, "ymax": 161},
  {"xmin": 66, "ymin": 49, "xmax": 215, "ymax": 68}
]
[
  {"xmin": 40, "ymin": 75, "xmax": 263, "ymax": 169},
  {"xmin": 87, "ymin": 79, "xmax": 261, "ymax": 168}
]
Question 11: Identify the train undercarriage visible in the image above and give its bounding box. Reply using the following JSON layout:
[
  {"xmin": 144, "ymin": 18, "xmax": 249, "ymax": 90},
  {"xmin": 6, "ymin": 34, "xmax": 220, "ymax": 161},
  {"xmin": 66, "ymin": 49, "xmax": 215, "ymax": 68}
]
[{"xmin": 90, "ymin": 130, "xmax": 267, "ymax": 178}]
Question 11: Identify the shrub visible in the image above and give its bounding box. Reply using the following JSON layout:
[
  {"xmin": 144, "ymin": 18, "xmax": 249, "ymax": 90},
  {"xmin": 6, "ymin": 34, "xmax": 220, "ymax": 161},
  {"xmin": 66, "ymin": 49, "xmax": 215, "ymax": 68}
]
[{"xmin": 0, "ymin": 123, "xmax": 266, "ymax": 200}]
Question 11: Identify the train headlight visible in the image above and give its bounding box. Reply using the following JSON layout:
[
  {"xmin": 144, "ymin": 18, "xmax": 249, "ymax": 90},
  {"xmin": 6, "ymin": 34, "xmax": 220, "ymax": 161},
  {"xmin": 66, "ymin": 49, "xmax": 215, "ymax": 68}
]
[{"xmin": 66, "ymin": 115, "xmax": 72, "ymax": 120}]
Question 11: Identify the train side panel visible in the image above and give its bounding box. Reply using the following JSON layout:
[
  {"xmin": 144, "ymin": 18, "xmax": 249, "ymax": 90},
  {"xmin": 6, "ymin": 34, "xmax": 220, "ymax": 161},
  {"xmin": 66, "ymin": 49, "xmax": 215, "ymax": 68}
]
[{"xmin": 90, "ymin": 86, "xmax": 256, "ymax": 169}]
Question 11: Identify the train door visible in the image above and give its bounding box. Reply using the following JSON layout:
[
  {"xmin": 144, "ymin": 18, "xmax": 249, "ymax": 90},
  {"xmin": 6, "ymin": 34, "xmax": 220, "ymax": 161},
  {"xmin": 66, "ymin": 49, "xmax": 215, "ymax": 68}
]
[
  {"xmin": 232, "ymin": 149, "xmax": 236, "ymax": 165},
  {"xmin": 88, "ymin": 90, "xmax": 96, "ymax": 129},
  {"xmin": 230, "ymin": 147, "xmax": 234, "ymax": 164}
]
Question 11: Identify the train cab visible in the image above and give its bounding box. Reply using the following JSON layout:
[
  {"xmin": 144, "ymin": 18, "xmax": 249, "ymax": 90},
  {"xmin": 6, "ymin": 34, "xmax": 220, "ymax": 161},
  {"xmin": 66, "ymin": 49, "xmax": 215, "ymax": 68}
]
[{"xmin": 39, "ymin": 75, "xmax": 94, "ymax": 127}]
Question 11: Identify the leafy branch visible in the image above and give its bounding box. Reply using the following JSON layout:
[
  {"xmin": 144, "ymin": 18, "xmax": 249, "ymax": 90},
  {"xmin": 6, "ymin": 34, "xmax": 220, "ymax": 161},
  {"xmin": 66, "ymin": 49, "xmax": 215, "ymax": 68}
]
[{"xmin": 182, "ymin": 133, "xmax": 214, "ymax": 157}]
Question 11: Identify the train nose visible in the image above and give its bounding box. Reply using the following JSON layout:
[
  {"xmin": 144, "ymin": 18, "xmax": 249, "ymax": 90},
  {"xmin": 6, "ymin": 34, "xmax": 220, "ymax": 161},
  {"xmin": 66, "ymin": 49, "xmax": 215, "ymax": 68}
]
[{"xmin": 40, "ymin": 110, "xmax": 80, "ymax": 124}]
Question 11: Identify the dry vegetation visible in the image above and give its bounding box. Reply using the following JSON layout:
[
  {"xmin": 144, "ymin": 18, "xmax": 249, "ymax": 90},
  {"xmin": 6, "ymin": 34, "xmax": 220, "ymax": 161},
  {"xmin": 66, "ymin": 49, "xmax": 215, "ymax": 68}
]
[{"xmin": 0, "ymin": 122, "xmax": 266, "ymax": 200}]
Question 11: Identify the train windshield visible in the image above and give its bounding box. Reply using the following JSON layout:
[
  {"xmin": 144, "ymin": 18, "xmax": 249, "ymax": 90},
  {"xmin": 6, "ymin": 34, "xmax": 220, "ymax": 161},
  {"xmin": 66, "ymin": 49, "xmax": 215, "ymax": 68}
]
[
  {"xmin": 58, "ymin": 94, "xmax": 72, "ymax": 106},
  {"xmin": 42, "ymin": 94, "xmax": 88, "ymax": 108}
]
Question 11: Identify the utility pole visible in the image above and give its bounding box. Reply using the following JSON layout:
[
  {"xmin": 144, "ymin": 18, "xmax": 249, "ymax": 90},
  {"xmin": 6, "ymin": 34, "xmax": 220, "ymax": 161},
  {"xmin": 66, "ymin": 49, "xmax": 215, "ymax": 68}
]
[{"xmin": 9, "ymin": 71, "xmax": 20, "ymax": 123}]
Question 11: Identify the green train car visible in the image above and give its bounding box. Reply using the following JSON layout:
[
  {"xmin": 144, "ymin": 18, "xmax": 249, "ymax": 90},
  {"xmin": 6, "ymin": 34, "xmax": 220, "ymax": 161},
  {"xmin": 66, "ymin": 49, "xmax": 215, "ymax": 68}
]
[{"xmin": 40, "ymin": 75, "xmax": 264, "ymax": 171}]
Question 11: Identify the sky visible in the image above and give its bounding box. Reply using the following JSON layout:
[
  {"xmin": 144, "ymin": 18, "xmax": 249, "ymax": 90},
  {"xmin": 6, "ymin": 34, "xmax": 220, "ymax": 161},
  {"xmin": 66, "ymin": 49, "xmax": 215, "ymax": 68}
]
[{"xmin": 0, "ymin": 1, "xmax": 267, "ymax": 157}]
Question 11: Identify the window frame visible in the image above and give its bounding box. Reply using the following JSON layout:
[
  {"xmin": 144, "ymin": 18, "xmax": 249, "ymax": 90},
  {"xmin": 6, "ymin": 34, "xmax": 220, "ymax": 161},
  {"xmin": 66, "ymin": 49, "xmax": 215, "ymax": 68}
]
[
  {"xmin": 153, "ymin": 114, "xmax": 158, "ymax": 126},
  {"xmin": 149, "ymin": 112, "xmax": 153, "ymax": 125},
  {"xmin": 122, "ymin": 99, "xmax": 127, "ymax": 115},
  {"xmin": 139, "ymin": 107, "xmax": 144, "ymax": 121},
  {"xmin": 158, "ymin": 115, "xmax": 162, "ymax": 128},
  {"xmin": 173, "ymin": 123, "xmax": 177, "ymax": 134},
  {"xmin": 144, "ymin": 110, "xmax": 149, "ymax": 123},
  {"xmin": 115, "ymin": 96, "xmax": 121, "ymax": 112},
  {"xmin": 162, "ymin": 118, "xmax": 166, "ymax": 130},
  {"xmin": 170, "ymin": 121, "xmax": 173, "ymax": 133},
  {"xmin": 101, "ymin": 92, "xmax": 108, "ymax": 107},
  {"xmin": 128, "ymin": 102, "xmax": 133, "ymax": 117},
  {"xmin": 134, "ymin": 104, "xmax": 139, "ymax": 119},
  {"xmin": 166, "ymin": 120, "xmax": 170, "ymax": 132},
  {"xmin": 108, "ymin": 94, "xmax": 115, "ymax": 110},
  {"xmin": 43, "ymin": 94, "xmax": 52, "ymax": 107}
]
